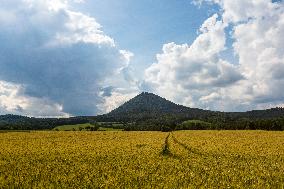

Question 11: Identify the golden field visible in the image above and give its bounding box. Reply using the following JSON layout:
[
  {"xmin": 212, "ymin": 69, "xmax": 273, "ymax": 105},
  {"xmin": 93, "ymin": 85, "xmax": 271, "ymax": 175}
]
[{"xmin": 0, "ymin": 131, "xmax": 283, "ymax": 188}]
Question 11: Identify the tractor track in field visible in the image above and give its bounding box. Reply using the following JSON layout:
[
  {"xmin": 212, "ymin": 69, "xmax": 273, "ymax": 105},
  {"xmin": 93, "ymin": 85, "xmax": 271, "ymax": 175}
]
[
  {"xmin": 160, "ymin": 133, "xmax": 182, "ymax": 159},
  {"xmin": 171, "ymin": 133, "xmax": 205, "ymax": 156},
  {"xmin": 170, "ymin": 132, "xmax": 260, "ymax": 162},
  {"xmin": 161, "ymin": 132, "xmax": 224, "ymax": 160},
  {"xmin": 161, "ymin": 133, "xmax": 171, "ymax": 156},
  {"xmin": 171, "ymin": 132, "xmax": 228, "ymax": 160},
  {"xmin": 160, "ymin": 132, "xmax": 204, "ymax": 157}
]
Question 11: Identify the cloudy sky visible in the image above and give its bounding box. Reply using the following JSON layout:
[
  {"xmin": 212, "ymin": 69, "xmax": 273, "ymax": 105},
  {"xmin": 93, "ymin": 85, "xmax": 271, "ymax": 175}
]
[{"xmin": 0, "ymin": 0, "xmax": 283, "ymax": 117}]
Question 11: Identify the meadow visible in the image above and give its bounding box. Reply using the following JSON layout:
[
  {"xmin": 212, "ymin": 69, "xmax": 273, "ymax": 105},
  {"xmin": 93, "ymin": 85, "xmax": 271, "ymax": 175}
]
[
  {"xmin": 54, "ymin": 123, "xmax": 124, "ymax": 131},
  {"xmin": 0, "ymin": 130, "xmax": 283, "ymax": 188}
]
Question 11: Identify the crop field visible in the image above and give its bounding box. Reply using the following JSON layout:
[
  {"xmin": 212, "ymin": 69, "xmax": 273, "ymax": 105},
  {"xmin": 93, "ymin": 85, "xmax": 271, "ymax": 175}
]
[{"xmin": 0, "ymin": 131, "xmax": 283, "ymax": 188}]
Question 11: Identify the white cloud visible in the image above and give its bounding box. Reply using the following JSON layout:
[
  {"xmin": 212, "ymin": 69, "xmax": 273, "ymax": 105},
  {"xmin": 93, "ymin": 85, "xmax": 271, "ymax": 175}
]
[
  {"xmin": 51, "ymin": 10, "xmax": 115, "ymax": 46},
  {"xmin": 0, "ymin": 81, "xmax": 69, "ymax": 117},
  {"xmin": 0, "ymin": 0, "xmax": 135, "ymax": 116},
  {"xmin": 97, "ymin": 88, "xmax": 138, "ymax": 114},
  {"xmin": 145, "ymin": 0, "xmax": 284, "ymax": 111},
  {"xmin": 144, "ymin": 14, "xmax": 243, "ymax": 110},
  {"xmin": 223, "ymin": 0, "xmax": 284, "ymax": 107},
  {"xmin": 1, "ymin": 0, "xmax": 283, "ymax": 116}
]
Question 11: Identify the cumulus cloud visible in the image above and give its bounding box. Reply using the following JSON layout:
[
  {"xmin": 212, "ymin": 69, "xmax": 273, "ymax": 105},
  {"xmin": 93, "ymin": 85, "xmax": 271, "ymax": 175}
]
[
  {"xmin": 144, "ymin": 0, "xmax": 284, "ymax": 111},
  {"xmin": 0, "ymin": 81, "xmax": 69, "ymax": 117},
  {"xmin": 97, "ymin": 88, "xmax": 138, "ymax": 114},
  {"xmin": 1, "ymin": 0, "xmax": 283, "ymax": 116},
  {"xmin": 0, "ymin": 0, "xmax": 134, "ymax": 116},
  {"xmin": 144, "ymin": 14, "xmax": 244, "ymax": 110},
  {"xmin": 219, "ymin": 0, "xmax": 284, "ymax": 109}
]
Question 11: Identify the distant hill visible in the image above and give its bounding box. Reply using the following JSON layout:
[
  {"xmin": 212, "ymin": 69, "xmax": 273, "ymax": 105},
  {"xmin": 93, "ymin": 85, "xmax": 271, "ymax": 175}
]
[
  {"xmin": 109, "ymin": 92, "xmax": 190, "ymax": 114},
  {"xmin": 95, "ymin": 92, "xmax": 284, "ymax": 122},
  {"xmin": 228, "ymin": 107, "xmax": 284, "ymax": 119},
  {"xmin": 95, "ymin": 92, "xmax": 217, "ymax": 122},
  {"xmin": 1, "ymin": 92, "xmax": 284, "ymax": 131},
  {"xmin": 93, "ymin": 92, "xmax": 284, "ymax": 131}
]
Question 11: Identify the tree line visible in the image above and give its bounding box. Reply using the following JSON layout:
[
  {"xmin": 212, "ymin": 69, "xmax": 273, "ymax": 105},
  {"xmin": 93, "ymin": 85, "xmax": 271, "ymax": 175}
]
[{"xmin": 0, "ymin": 114, "xmax": 89, "ymax": 130}]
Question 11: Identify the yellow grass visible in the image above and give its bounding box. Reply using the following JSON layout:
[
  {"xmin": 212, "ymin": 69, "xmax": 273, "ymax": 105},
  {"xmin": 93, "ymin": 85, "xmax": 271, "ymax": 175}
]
[{"xmin": 0, "ymin": 131, "xmax": 283, "ymax": 188}]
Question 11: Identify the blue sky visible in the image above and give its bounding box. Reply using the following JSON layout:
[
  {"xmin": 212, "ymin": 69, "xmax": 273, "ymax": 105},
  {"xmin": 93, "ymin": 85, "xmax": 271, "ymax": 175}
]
[
  {"xmin": 72, "ymin": 0, "xmax": 221, "ymax": 76},
  {"xmin": 0, "ymin": 0, "xmax": 284, "ymax": 117}
]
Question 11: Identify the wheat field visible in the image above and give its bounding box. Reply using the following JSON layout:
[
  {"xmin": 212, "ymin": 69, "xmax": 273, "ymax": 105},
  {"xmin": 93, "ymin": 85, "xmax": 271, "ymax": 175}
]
[{"xmin": 0, "ymin": 131, "xmax": 283, "ymax": 188}]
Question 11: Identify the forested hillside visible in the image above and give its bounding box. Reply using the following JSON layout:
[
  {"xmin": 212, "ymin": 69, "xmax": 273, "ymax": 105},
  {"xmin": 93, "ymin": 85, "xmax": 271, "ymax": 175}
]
[
  {"xmin": 94, "ymin": 92, "xmax": 284, "ymax": 131},
  {"xmin": 1, "ymin": 92, "xmax": 284, "ymax": 131},
  {"xmin": 0, "ymin": 115, "xmax": 88, "ymax": 130},
  {"xmin": 95, "ymin": 92, "xmax": 217, "ymax": 122}
]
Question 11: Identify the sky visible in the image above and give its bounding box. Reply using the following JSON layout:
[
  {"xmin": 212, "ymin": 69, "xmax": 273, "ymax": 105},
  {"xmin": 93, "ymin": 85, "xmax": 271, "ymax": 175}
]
[{"xmin": 0, "ymin": 0, "xmax": 284, "ymax": 117}]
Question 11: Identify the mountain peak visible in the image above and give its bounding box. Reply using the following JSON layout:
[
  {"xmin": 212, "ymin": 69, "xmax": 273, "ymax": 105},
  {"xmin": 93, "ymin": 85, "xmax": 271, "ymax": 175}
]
[
  {"xmin": 101, "ymin": 92, "xmax": 205, "ymax": 122},
  {"xmin": 107, "ymin": 92, "xmax": 182, "ymax": 114},
  {"xmin": 116, "ymin": 92, "xmax": 182, "ymax": 110},
  {"xmin": 135, "ymin": 92, "xmax": 167, "ymax": 100},
  {"xmin": 136, "ymin": 92, "xmax": 159, "ymax": 97},
  {"xmin": 96, "ymin": 92, "xmax": 284, "ymax": 124}
]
